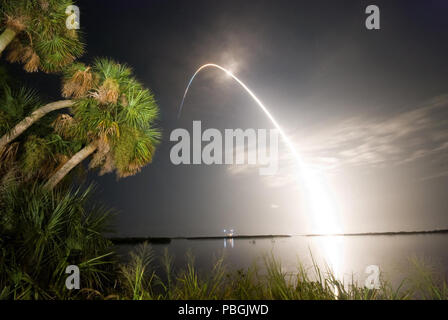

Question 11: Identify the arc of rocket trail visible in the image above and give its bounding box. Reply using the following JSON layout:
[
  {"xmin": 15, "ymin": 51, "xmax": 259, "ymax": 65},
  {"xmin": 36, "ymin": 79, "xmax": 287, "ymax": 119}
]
[
  {"xmin": 177, "ymin": 63, "xmax": 302, "ymax": 167},
  {"xmin": 177, "ymin": 63, "xmax": 342, "ymax": 237}
]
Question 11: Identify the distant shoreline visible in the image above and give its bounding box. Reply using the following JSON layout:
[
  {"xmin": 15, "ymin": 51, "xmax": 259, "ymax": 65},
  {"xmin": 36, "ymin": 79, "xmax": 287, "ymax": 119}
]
[
  {"xmin": 110, "ymin": 229, "xmax": 448, "ymax": 244},
  {"xmin": 304, "ymin": 229, "xmax": 448, "ymax": 237},
  {"xmin": 183, "ymin": 234, "xmax": 291, "ymax": 240},
  {"xmin": 109, "ymin": 234, "xmax": 290, "ymax": 244}
]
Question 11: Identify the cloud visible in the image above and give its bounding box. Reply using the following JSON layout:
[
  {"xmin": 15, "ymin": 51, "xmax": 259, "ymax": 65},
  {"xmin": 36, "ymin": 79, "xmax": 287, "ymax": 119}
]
[
  {"xmin": 225, "ymin": 95, "xmax": 448, "ymax": 186},
  {"xmin": 295, "ymin": 95, "xmax": 448, "ymax": 171}
]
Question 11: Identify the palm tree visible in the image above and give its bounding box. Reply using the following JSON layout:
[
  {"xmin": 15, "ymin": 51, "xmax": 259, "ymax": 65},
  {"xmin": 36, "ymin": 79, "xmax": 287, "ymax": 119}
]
[
  {"xmin": 44, "ymin": 58, "xmax": 161, "ymax": 189},
  {"xmin": 0, "ymin": 62, "xmax": 106, "ymax": 152},
  {"xmin": 0, "ymin": 83, "xmax": 82, "ymax": 184},
  {"xmin": 0, "ymin": 99, "xmax": 74, "ymax": 151},
  {"xmin": 0, "ymin": 0, "xmax": 84, "ymax": 72},
  {"xmin": 0, "ymin": 63, "xmax": 89, "ymax": 152}
]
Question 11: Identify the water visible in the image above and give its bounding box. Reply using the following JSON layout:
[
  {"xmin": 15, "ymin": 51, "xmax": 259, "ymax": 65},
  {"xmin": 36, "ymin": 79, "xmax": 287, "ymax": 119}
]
[{"xmin": 117, "ymin": 234, "xmax": 448, "ymax": 287}]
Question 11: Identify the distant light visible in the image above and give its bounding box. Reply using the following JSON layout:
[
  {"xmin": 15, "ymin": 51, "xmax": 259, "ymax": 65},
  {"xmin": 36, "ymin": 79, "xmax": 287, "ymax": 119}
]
[{"xmin": 223, "ymin": 228, "xmax": 235, "ymax": 237}]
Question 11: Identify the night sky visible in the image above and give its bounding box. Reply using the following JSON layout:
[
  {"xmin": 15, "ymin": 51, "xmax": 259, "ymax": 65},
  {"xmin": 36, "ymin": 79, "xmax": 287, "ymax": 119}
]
[{"xmin": 17, "ymin": 0, "xmax": 448, "ymax": 237}]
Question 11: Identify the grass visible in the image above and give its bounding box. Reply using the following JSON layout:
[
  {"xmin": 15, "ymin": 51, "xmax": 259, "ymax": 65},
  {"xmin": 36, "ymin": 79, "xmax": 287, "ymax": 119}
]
[{"xmin": 80, "ymin": 243, "xmax": 447, "ymax": 301}]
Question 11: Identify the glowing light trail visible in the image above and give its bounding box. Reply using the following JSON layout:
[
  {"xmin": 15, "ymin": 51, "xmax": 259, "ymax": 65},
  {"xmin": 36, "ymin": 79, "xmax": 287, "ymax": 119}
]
[
  {"xmin": 178, "ymin": 63, "xmax": 344, "ymax": 276},
  {"xmin": 178, "ymin": 64, "xmax": 300, "ymax": 162}
]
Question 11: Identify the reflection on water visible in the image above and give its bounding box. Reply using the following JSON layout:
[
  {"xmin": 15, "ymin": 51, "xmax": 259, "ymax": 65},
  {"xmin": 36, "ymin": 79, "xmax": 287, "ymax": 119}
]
[
  {"xmin": 314, "ymin": 236, "xmax": 345, "ymax": 280},
  {"xmin": 223, "ymin": 238, "xmax": 234, "ymax": 248},
  {"xmin": 222, "ymin": 236, "xmax": 347, "ymax": 281},
  {"xmin": 118, "ymin": 233, "xmax": 448, "ymax": 287}
]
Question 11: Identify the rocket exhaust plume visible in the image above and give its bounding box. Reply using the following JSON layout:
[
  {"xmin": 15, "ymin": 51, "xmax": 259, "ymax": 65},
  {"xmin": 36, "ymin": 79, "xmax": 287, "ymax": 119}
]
[
  {"xmin": 178, "ymin": 64, "xmax": 300, "ymax": 161},
  {"xmin": 177, "ymin": 63, "xmax": 343, "ymax": 276}
]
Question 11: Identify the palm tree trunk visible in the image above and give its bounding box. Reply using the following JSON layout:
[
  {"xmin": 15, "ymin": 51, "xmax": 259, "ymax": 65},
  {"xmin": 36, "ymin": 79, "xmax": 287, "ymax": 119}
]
[
  {"xmin": 44, "ymin": 142, "xmax": 98, "ymax": 190},
  {"xmin": 0, "ymin": 100, "xmax": 73, "ymax": 151},
  {"xmin": 0, "ymin": 28, "xmax": 17, "ymax": 54}
]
